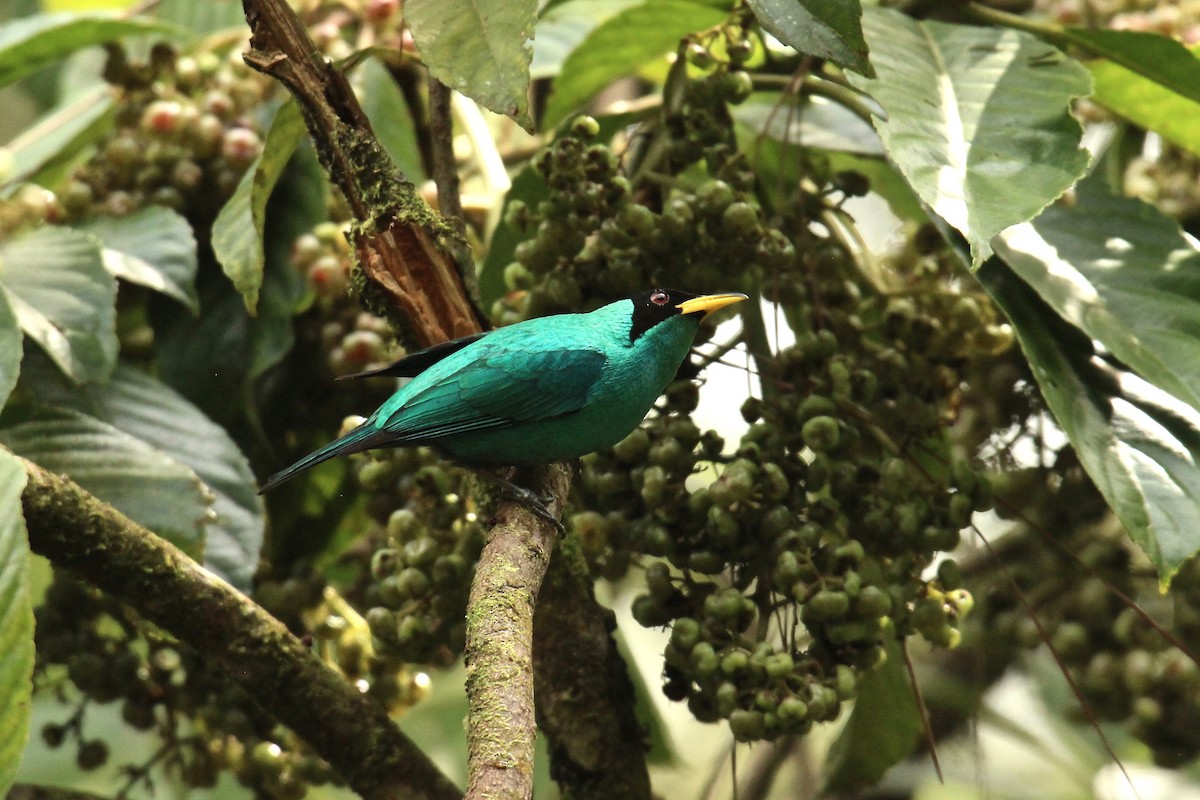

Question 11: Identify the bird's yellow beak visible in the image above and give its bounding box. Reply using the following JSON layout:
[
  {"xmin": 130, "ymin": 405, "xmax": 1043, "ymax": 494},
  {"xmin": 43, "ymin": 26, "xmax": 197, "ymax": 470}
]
[{"xmin": 676, "ymin": 293, "xmax": 749, "ymax": 321}]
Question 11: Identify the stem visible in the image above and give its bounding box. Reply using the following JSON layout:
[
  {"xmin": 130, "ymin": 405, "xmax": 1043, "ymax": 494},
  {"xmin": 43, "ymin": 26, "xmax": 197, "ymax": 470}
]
[
  {"xmin": 428, "ymin": 78, "xmax": 467, "ymax": 237},
  {"xmin": 428, "ymin": 77, "xmax": 483, "ymax": 307},
  {"xmin": 963, "ymin": 2, "xmax": 1070, "ymax": 46}
]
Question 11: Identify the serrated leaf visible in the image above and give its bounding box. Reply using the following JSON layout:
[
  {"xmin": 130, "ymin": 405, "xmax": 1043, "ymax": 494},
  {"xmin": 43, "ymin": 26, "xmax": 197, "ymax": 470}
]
[
  {"xmin": 823, "ymin": 637, "xmax": 922, "ymax": 792},
  {"xmin": 746, "ymin": 0, "xmax": 870, "ymax": 76},
  {"xmin": 543, "ymin": 0, "xmax": 730, "ymax": 130},
  {"xmin": 1087, "ymin": 47, "xmax": 1200, "ymax": 157},
  {"xmin": 0, "ymin": 12, "xmax": 177, "ymax": 88},
  {"xmin": 849, "ymin": 8, "xmax": 1091, "ymax": 268},
  {"xmin": 979, "ymin": 262, "xmax": 1200, "ymax": 586},
  {"xmin": 0, "ymin": 450, "xmax": 32, "ymax": 799},
  {"xmin": 211, "ymin": 100, "xmax": 305, "ymax": 314},
  {"xmin": 0, "ymin": 290, "xmax": 20, "ymax": 413},
  {"xmin": 994, "ymin": 187, "xmax": 1200, "ymax": 415},
  {"xmin": 0, "ymin": 406, "xmax": 209, "ymax": 556},
  {"xmin": 79, "ymin": 206, "xmax": 200, "ymax": 312},
  {"xmin": 405, "ymin": 0, "xmax": 537, "ymax": 130},
  {"xmin": 23, "ymin": 359, "xmax": 263, "ymax": 589},
  {"xmin": 0, "ymin": 225, "xmax": 117, "ymax": 383},
  {"xmin": 96, "ymin": 368, "xmax": 262, "ymax": 589}
]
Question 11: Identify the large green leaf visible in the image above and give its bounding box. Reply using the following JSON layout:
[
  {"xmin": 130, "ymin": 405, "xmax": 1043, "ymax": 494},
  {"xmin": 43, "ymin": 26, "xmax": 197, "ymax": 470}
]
[
  {"xmin": 746, "ymin": 0, "xmax": 870, "ymax": 77},
  {"xmin": 0, "ymin": 290, "xmax": 20, "ymax": 414},
  {"xmin": 994, "ymin": 187, "xmax": 1200, "ymax": 415},
  {"xmin": 1065, "ymin": 28, "xmax": 1200, "ymax": 106},
  {"xmin": 849, "ymin": 8, "xmax": 1090, "ymax": 268},
  {"xmin": 0, "ymin": 450, "xmax": 32, "ymax": 800},
  {"xmin": 531, "ymin": 0, "xmax": 642, "ymax": 80},
  {"xmin": 542, "ymin": 0, "xmax": 730, "ymax": 130},
  {"xmin": 0, "ymin": 225, "xmax": 117, "ymax": 383},
  {"xmin": 0, "ymin": 406, "xmax": 209, "ymax": 557},
  {"xmin": 0, "ymin": 12, "xmax": 176, "ymax": 88},
  {"xmin": 978, "ymin": 262, "xmax": 1200, "ymax": 586},
  {"xmin": 25, "ymin": 360, "xmax": 263, "ymax": 590},
  {"xmin": 211, "ymin": 100, "xmax": 305, "ymax": 314},
  {"xmin": 1088, "ymin": 49, "xmax": 1200, "ymax": 157},
  {"xmin": 822, "ymin": 637, "xmax": 922, "ymax": 792},
  {"xmin": 405, "ymin": 0, "xmax": 537, "ymax": 131},
  {"xmin": 80, "ymin": 206, "xmax": 200, "ymax": 312}
]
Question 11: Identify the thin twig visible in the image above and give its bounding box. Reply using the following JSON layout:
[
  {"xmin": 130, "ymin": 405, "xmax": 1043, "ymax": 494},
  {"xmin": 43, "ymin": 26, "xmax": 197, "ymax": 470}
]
[
  {"xmin": 902, "ymin": 638, "xmax": 943, "ymax": 783},
  {"xmin": 971, "ymin": 523, "xmax": 1143, "ymax": 800},
  {"xmin": 428, "ymin": 78, "xmax": 467, "ymax": 237}
]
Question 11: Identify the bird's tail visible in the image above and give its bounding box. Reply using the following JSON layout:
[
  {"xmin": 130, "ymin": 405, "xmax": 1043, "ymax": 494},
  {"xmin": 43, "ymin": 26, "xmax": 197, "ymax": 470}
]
[{"xmin": 258, "ymin": 422, "xmax": 388, "ymax": 494}]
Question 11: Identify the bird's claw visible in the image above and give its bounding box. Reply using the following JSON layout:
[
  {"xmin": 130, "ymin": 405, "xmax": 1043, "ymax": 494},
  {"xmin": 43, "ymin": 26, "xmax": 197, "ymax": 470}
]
[
  {"xmin": 482, "ymin": 473, "xmax": 567, "ymax": 536},
  {"xmin": 527, "ymin": 497, "xmax": 568, "ymax": 537}
]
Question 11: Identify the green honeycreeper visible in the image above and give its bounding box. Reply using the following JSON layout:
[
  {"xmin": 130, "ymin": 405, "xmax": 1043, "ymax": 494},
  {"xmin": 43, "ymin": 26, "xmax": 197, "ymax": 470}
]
[{"xmin": 258, "ymin": 289, "xmax": 747, "ymax": 508}]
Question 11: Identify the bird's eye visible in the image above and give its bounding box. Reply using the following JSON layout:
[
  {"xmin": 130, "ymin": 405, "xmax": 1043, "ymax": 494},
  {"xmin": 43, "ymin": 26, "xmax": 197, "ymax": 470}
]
[{"xmin": 650, "ymin": 290, "xmax": 669, "ymax": 306}]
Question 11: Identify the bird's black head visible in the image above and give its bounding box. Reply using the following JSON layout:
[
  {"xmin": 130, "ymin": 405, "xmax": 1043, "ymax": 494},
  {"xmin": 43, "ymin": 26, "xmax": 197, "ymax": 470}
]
[{"xmin": 628, "ymin": 288, "xmax": 748, "ymax": 342}]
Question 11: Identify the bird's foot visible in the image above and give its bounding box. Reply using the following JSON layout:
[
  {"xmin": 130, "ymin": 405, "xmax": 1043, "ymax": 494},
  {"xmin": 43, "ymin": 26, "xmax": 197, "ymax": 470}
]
[{"xmin": 480, "ymin": 472, "xmax": 567, "ymax": 536}]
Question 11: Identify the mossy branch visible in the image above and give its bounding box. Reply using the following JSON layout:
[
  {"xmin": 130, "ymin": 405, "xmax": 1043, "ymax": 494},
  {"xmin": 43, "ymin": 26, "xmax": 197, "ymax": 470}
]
[
  {"xmin": 464, "ymin": 463, "xmax": 571, "ymax": 800},
  {"xmin": 240, "ymin": 0, "xmax": 486, "ymax": 343},
  {"xmin": 17, "ymin": 455, "xmax": 461, "ymax": 800}
]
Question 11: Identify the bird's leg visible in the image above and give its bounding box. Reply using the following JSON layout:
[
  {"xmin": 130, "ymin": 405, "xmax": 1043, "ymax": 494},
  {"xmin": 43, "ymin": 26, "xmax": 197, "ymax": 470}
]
[{"xmin": 477, "ymin": 469, "xmax": 567, "ymax": 536}]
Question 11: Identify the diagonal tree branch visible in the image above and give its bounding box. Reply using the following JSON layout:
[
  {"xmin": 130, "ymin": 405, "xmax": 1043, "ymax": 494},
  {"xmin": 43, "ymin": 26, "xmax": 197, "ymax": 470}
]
[{"xmin": 17, "ymin": 455, "xmax": 461, "ymax": 800}]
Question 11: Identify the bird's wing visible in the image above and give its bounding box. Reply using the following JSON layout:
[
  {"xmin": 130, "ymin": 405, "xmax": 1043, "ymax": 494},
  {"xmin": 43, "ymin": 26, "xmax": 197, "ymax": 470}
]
[
  {"xmin": 377, "ymin": 346, "xmax": 608, "ymax": 441},
  {"xmin": 336, "ymin": 331, "xmax": 491, "ymax": 380}
]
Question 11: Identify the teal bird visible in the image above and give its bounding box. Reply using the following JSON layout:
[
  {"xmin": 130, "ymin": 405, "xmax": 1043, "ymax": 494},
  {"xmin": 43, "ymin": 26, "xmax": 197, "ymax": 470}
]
[{"xmin": 259, "ymin": 289, "xmax": 746, "ymax": 518}]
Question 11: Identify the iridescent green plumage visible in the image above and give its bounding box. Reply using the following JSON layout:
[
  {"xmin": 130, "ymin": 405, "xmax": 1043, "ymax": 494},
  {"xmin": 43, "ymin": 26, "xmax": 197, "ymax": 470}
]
[{"xmin": 259, "ymin": 289, "xmax": 745, "ymax": 493}]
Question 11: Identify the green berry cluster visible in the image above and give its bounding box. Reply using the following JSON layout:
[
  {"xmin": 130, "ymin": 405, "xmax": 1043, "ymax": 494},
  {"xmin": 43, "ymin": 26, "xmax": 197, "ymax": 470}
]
[
  {"xmin": 487, "ymin": 27, "xmax": 1000, "ymax": 741},
  {"xmin": 257, "ymin": 564, "xmax": 430, "ymax": 716},
  {"xmin": 969, "ymin": 451, "xmax": 1200, "ymax": 767},
  {"xmin": 35, "ymin": 571, "xmax": 342, "ymax": 798},
  {"xmin": 495, "ymin": 110, "xmax": 791, "ymax": 323},
  {"xmin": 352, "ymin": 446, "xmax": 486, "ymax": 665}
]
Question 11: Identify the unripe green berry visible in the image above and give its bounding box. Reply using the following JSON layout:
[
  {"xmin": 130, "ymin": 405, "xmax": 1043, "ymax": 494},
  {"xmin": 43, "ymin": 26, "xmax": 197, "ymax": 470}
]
[
  {"xmin": 804, "ymin": 589, "xmax": 849, "ymax": 622},
  {"xmin": 729, "ymin": 709, "xmax": 765, "ymax": 742},
  {"xmin": 570, "ymin": 115, "xmax": 600, "ymax": 138},
  {"xmin": 801, "ymin": 416, "xmax": 840, "ymax": 452}
]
